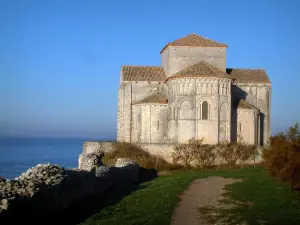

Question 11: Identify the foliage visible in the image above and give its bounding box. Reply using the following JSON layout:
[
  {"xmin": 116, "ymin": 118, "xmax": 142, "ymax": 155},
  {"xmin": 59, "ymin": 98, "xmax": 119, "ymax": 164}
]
[
  {"xmin": 215, "ymin": 137, "xmax": 258, "ymax": 168},
  {"xmin": 192, "ymin": 142, "xmax": 216, "ymax": 169},
  {"xmin": 172, "ymin": 141, "xmax": 195, "ymax": 167},
  {"xmin": 102, "ymin": 142, "xmax": 180, "ymax": 171},
  {"xmin": 263, "ymin": 122, "xmax": 300, "ymax": 192}
]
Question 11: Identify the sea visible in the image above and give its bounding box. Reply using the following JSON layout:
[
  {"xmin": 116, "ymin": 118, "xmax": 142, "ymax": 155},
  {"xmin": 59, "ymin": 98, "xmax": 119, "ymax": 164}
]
[{"xmin": 0, "ymin": 138, "xmax": 101, "ymax": 180}]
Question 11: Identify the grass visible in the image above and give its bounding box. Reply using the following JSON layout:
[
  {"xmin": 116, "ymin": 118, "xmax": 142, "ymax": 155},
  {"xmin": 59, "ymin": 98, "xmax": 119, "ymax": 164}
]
[
  {"xmin": 79, "ymin": 167, "xmax": 300, "ymax": 225},
  {"xmin": 200, "ymin": 167, "xmax": 300, "ymax": 225}
]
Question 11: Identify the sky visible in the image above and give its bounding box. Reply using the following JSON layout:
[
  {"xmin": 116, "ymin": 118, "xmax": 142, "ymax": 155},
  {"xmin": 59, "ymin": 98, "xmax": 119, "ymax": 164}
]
[{"xmin": 0, "ymin": 0, "xmax": 300, "ymax": 139}]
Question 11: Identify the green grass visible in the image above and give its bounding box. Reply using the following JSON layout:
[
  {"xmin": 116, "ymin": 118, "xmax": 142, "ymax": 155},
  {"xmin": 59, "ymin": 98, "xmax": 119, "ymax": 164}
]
[
  {"xmin": 80, "ymin": 167, "xmax": 300, "ymax": 225},
  {"xmin": 200, "ymin": 167, "xmax": 300, "ymax": 225}
]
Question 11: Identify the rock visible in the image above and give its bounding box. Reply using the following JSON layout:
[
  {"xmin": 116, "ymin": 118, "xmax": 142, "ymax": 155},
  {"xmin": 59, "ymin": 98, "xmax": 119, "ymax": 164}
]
[
  {"xmin": 115, "ymin": 158, "xmax": 138, "ymax": 168},
  {"xmin": 115, "ymin": 158, "xmax": 139, "ymax": 182},
  {"xmin": 78, "ymin": 152, "xmax": 104, "ymax": 171},
  {"xmin": 0, "ymin": 176, "xmax": 5, "ymax": 182},
  {"xmin": 0, "ymin": 199, "xmax": 8, "ymax": 210},
  {"xmin": 95, "ymin": 166, "xmax": 112, "ymax": 178}
]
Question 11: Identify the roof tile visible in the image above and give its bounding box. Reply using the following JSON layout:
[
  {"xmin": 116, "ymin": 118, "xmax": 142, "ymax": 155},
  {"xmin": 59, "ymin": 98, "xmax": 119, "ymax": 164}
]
[
  {"xmin": 226, "ymin": 68, "xmax": 270, "ymax": 84},
  {"xmin": 122, "ymin": 66, "xmax": 166, "ymax": 81},
  {"xmin": 161, "ymin": 34, "xmax": 227, "ymax": 53},
  {"xmin": 134, "ymin": 93, "xmax": 168, "ymax": 105},
  {"xmin": 235, "ymin": 99, "xmax": 259, "ymax": 110},
  {"xmin": 166, "ymin": 61, "xmax": 232, "ymax": 82}
]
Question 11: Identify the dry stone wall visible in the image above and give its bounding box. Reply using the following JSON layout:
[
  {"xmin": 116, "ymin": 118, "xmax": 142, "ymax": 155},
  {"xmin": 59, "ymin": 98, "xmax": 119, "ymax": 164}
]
[{"xmin": 0, "ymin": 146, "xmax": 139, "ymax": 221}]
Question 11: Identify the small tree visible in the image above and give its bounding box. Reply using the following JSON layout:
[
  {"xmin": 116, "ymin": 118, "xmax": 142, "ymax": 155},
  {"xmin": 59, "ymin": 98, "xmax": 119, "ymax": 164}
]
[
  {"xmin": 172, "ymin": 142, "xmax": 195, "ymax": 167},
  {"xmin": 193, "ymin": 143, "xmax": 216, "ymax": 169},
  {"xmin": 215, "ymin": 141, "xmax": 239, "ymax": 168},
  {"xmin": 263, "ymin": 123, "xmax": 300, "ymax": 193}
]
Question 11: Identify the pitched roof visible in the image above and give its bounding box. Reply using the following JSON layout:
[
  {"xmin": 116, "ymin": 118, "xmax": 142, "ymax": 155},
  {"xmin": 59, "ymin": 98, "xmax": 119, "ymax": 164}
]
[
  {"xmin": 160, "ymin": 34, "xmax": 227, "ymax": 53},
  {"xmin": 234, "ymin": 99, "xmax": 259, "ymax": 110},
  {"xmin": 226, "ymin": 68, "xmax": 270, "ymax": 84},
  {"xmin": 134, "ymin": 93, "xmax": 168, "ymax": 105},
  {"xmin": 165, "ymin": 61, "xmax": 232, "ymax": 82},
  {"xmin": 122, "ymin": 66, "xmax": 166, "ymax": 82}
]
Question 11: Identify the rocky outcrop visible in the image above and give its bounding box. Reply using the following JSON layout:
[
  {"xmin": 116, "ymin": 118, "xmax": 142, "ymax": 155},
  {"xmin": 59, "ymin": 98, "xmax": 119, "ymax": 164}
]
[
  {"xmin": 78, "ymin": 141, "xmax": 116, "ymax": 170},
  {"xmin": 0, "ymin": 154, "xmax": 139, "ymax": 220},
  {"xmin": 78, "ymin": 152, "xmax": 104, "ymax": 171},
  {"xmin": 0, "ymin": 177, "xmax": 5, "ymax": 182}
]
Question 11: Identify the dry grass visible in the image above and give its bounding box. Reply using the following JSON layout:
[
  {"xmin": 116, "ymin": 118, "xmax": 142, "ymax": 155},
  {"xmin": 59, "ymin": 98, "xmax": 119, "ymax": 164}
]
[{"xmin": 102, "ymin": 142, "xmax": 182, "ymax": 171}]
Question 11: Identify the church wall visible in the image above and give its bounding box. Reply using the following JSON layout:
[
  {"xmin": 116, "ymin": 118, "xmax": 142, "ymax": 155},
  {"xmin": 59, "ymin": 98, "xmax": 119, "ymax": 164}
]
[
  {"xmin": 161, "ymin": 48, "xmax": 169, "ymax": 76},
  {"xmin": 131, "ymin": 105, "xmax": 141, "ymax": 143},
  {"xmin": 138, "ymin": 104, "xmax": 168, "ymax": 144},
  {"xmin": 166, "ymin": 77, "xmax": 231, "ymax": 144},
  {"xmin": 117, "ymin": 86, "xmax": 124, "ymax": 141},
  {"xmin": 162, "ymin": 46, "xmax": 227, "ymax": 77},
  {"xmin": 237, "ymin": 109, "xmax": 256, "ymax": 144},
  {"xmin": 232, "ymin": 83, "xmax": 271, "ymax": 145},
  {"xmin": 117, "ymin": 83, "xmax": 132, "ymax": 142},
  {"xmin": 130, "ymin": 81, "xmax": 163, "ymax": 103}
]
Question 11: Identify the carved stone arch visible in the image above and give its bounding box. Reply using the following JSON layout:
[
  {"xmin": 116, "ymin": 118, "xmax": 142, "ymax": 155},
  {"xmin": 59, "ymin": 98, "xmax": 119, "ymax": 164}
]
[
  {"xmin": 189, "ymin": 82, "xmax": 193, "ymax": 93},
  {"xmin": 179, "ymin": 101, "xmax": 192, "ymax": 119},
  {"xmin": 203, "ymin": 83, "xmax": 207, "ymax": 94},
  {"xmin": 184, "ymin": 82, "xmax": 189, "ymax": 94},
  {"xmin": 179, "ymin": 83, "xmax": 184, "ymax": 95},
  {"xmin": 197, "ymin": 97, "xmax": 216, "ymax": 120},
  {"xmin": 207, "ymin": 82, "xmax": 212, "ymax": 95}
]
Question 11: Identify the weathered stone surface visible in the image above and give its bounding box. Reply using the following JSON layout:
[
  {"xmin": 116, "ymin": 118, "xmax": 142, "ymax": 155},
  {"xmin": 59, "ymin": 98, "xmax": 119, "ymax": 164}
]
[
  {"xmin": 115, "ymin": 158, "xmax": 138, "ymax": 168},
  {"xmin": 0, "ymin": 176, "xmax": 5, "ymax": 182},
  {"xmin": 78, "ymin": 152, "xmax": 104, "ymax": 171},
  {"xmin": 117, "ymin": 34, "xmax": 271, "ymax": 149},
  {"xmin": 0, "ymin": 155, "xmax": 139, "ymax": 220},
  {"xmin": 95, "ymin": 166, "xmax": 113, "ymax": 178}
]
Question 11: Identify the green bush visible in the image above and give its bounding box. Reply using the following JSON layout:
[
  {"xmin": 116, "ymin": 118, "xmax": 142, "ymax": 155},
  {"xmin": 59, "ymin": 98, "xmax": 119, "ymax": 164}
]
[
  {"xmin": 263, "ymin": 123, "xmax": 300, "ymax": 192},
  {"xmin": 172, "ymin": 139, "xmax": 216, "ymax": 169},
  {"xmin": 102, "ymin": 142, "xmax": 180, "ymax": 171}
]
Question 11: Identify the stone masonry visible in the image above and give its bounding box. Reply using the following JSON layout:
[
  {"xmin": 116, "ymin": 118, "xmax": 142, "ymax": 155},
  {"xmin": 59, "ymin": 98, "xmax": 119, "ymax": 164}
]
[{"xmin": 117, "ymin": 34, "xmax": 271, "ymax": 155}]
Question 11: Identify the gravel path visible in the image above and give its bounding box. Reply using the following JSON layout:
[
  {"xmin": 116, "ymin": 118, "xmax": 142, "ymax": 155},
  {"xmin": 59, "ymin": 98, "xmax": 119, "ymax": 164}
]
[{"xmin": 170, "ymin": 176, "xmax": 239, "ymax": 225}]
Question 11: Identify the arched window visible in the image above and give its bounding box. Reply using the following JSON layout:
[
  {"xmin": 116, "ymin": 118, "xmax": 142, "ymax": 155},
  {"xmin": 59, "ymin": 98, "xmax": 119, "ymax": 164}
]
[{"xmin": 202, "ymin": 101, "xmax": 209, "ymax": 120}]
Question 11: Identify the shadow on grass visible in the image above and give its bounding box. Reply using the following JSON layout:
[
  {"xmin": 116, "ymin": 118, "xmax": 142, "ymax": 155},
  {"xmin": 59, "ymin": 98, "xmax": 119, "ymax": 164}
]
[
  {"xmin": 1, "ymin": 167, "xmax": 158, "ymax": 225},
  {"xmin": 199, "ymin": 197, "xmax": 262, "ymax": 225}
]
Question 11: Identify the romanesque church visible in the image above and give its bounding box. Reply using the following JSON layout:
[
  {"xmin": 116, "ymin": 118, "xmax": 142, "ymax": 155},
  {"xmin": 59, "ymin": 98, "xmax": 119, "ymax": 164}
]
[{"xmin": 117, "ymin": 34, "xmax": 271, "ymax": 146}]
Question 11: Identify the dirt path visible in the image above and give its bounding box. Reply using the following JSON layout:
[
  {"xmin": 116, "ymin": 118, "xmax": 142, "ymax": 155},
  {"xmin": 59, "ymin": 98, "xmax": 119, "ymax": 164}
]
[{"xmin": 170, "ymin": 176, "xmax": 239, "ymax": 225}]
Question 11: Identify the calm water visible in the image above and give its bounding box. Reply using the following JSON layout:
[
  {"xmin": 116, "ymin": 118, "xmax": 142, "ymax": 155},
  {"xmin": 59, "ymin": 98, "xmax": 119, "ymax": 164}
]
[{"xmin": 0, "ymin": 138, "xmax": 88, "ymax": 179}]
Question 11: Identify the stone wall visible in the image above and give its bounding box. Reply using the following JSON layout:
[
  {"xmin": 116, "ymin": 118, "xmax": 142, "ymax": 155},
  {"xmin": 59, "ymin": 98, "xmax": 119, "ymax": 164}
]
[
  {"xmin": 232, "ymin": 83, "xmax": 271, "ymax": 145},
  {"xmin": 132, "ymin": 104, "xmax": 168, "ymax": 144},
  {"xmin": 117, "ymin": 81, "xmax": 164, "ymax": 143},
  {"xmin": 161, "ymin": 46, "xmax": 227, "ymax": 77},
  {"xmin": 166, "ymin": 77, "xmax": 232, "ymax": 144},
  {"xmin": 1, "ymin": 154, "xmax": 139, "ymax": 221}
]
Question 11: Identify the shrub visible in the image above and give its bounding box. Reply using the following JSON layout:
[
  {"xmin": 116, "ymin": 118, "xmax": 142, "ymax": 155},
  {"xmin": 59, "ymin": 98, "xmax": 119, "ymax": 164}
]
[
  {"xmin": 102, "ymin": 142, "xmax": 179, "ymax": 171},
  {"xmin": 172, "ymin": 139, "xmax": 216, "ymax": 169},
  {"xmin": 216, "ymin": 138, "xmax": 257, "ymax": 168},
  {"xmin": 191, "ymin": 140, "xmax": 216, "ymax": 169},
  {"xmin": 172, "ymin": 141, "xmax": 194, "ymax": 168},
  {"xmin": 263, "ymin": 123, "xmax": 300, "ymax": 192}
]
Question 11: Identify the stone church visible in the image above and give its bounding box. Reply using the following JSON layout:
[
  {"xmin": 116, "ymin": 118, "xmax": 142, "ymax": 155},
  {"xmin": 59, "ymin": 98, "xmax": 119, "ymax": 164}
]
[{"xmin": 117, "ymin": 34, "xmax": 271, "ymax": 147}]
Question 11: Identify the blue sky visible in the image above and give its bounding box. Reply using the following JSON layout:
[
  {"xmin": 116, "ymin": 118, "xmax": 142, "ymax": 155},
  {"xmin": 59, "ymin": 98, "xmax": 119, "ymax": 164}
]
[{"xmin": 0, "ymin": 0, "xmax": 299, "ymax": 139}]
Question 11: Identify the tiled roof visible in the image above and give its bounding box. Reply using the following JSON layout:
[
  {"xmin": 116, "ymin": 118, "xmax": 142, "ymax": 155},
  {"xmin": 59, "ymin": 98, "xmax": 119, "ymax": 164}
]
[
  {"xmin": 165, "ymin": 61, "xmax": 232, "ymax": 82},
  {"xmin": 134, "ymin": 93, "xmax": 168, "ymax": 105},
  {"xmin": 122, "ymin": 66, "xmax": 166, "ymax": 81},
  {"xmin": 235, "ymin": 99, "xmax": 259, "ymax": 110},
  {"xmin": 226, "ymin": 68, "xmax": 270, "ymax": 84},
  {"xmin": 160, "ymin": 34, "xmax": 227, "ymax": 53}
]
